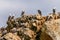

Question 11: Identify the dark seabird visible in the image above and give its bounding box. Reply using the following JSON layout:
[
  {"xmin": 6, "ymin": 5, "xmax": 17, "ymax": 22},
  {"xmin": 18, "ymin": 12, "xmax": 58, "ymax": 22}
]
[{"xmin": 38, "ymin": 10, "xmax": 42, "ymax": 16}]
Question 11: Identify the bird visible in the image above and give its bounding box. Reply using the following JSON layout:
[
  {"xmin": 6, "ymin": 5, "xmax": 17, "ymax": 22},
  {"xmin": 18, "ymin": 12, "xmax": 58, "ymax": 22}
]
[
  {"xmin": 21, "ymin": 11, "xmax": 25, "ymax": 16},
  {"xmin": 53, "ymin": 7, "xmax": 56, "ymax": 15},
  {"xmin": 37, "ymin": 10, "xmax": 42, "ymax": 16}
]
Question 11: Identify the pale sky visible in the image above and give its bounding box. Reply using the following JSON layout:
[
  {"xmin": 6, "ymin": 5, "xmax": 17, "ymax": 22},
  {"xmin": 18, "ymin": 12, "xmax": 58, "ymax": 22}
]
[{"xmin": 0, "ymin": 0, "xmax": 60, "ymax": 27}]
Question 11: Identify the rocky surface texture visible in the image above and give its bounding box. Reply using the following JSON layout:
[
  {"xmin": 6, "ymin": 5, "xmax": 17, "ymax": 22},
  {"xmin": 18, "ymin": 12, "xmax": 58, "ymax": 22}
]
[
  {"xmin": 0, "ymin": 9, "xmax": 60, "ymax": 40},
  {"xmin": 43, "ymin": 19, "xmax": 60, "ymax": 40}
]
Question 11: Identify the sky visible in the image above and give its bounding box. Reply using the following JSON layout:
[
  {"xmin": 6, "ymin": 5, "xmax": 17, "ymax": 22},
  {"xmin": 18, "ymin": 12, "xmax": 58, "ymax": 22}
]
[{"xmin": 0, "ymin": 0, "xmax": 60, "ymax": 27}]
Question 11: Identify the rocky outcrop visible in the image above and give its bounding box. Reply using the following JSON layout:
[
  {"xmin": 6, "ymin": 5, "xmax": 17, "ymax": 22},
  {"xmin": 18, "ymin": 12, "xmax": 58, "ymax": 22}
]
[
  {"xmin": 3, "ymin": 33, "xmax": 21, "ymax": 40},
  {"xmin": 0, "ymin": 9, "xmax": 60, "ymax": 40},
  {"xmin": 42, "ymin": 19, "xmax": 60, "ymax": 40}
]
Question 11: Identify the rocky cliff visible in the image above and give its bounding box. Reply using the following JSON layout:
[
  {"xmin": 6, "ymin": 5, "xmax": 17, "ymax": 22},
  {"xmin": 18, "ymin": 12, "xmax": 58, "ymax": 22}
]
[{"xmin": 0, "ymin": 9, "xmax": 60, "ymax": 40}]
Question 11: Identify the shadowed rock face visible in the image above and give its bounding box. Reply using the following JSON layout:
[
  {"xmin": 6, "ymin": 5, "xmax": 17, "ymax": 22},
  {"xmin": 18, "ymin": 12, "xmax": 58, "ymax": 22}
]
[{"xmin": 40, "ymin": 32, "xmax": 53, "ymax": 40}]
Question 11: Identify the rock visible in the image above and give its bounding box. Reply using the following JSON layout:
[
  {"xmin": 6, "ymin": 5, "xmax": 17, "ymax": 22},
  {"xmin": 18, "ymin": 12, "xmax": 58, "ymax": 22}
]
[
  {"xmin": 3, "ymin": 33, "xmax": 21, "ymax": 40},
  {"xmin": 2, "ymin": 30, "xmax": 7, "ymax": 36},
  {"xmin": 10, "ymin": 28, "xmax": 17, "ymax": 33},
  {"xmin": 17, "ymin": 27, "xmax": 36, "ymax": 40},
  {"xmin": 1, "ymin": 10, "xmax": 60, "ymax": 40},
  {"xmin": 35, "ymin": 14, "xmax": 42, "ymax": 20},
  {"xmin": 0, "ymin": 31, "xmax": 2, "ymax": 37},
  {"xmin": 42, "ymin": 19, "xmax": 60, "ymax": 40}
]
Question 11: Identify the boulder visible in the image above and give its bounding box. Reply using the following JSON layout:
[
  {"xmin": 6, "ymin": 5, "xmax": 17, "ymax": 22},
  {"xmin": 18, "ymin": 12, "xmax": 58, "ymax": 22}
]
[
  {"xmin": 3, "ymin": 33, "xmax": 21, "ymax": 40},
  {"xmin": 42, "ymin": 19, "xmax": 60, "ymax": 40}
]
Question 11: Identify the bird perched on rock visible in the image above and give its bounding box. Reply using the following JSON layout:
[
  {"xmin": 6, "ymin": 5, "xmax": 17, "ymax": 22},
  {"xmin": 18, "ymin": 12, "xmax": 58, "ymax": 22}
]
[
  {"xmin": 37, "ymin": 10, "xmax": 42, "ymax": 16},
  {"xmin": 21, "ymin": 11, "xmax": 25, "ymax": 16},
  {"xmin": 53, "ymin": 8, "xmax": 56, "ymax": 15},
  {"xmin": 8, "ymin": 16, "xmax": 11, "ymax": 21}
]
